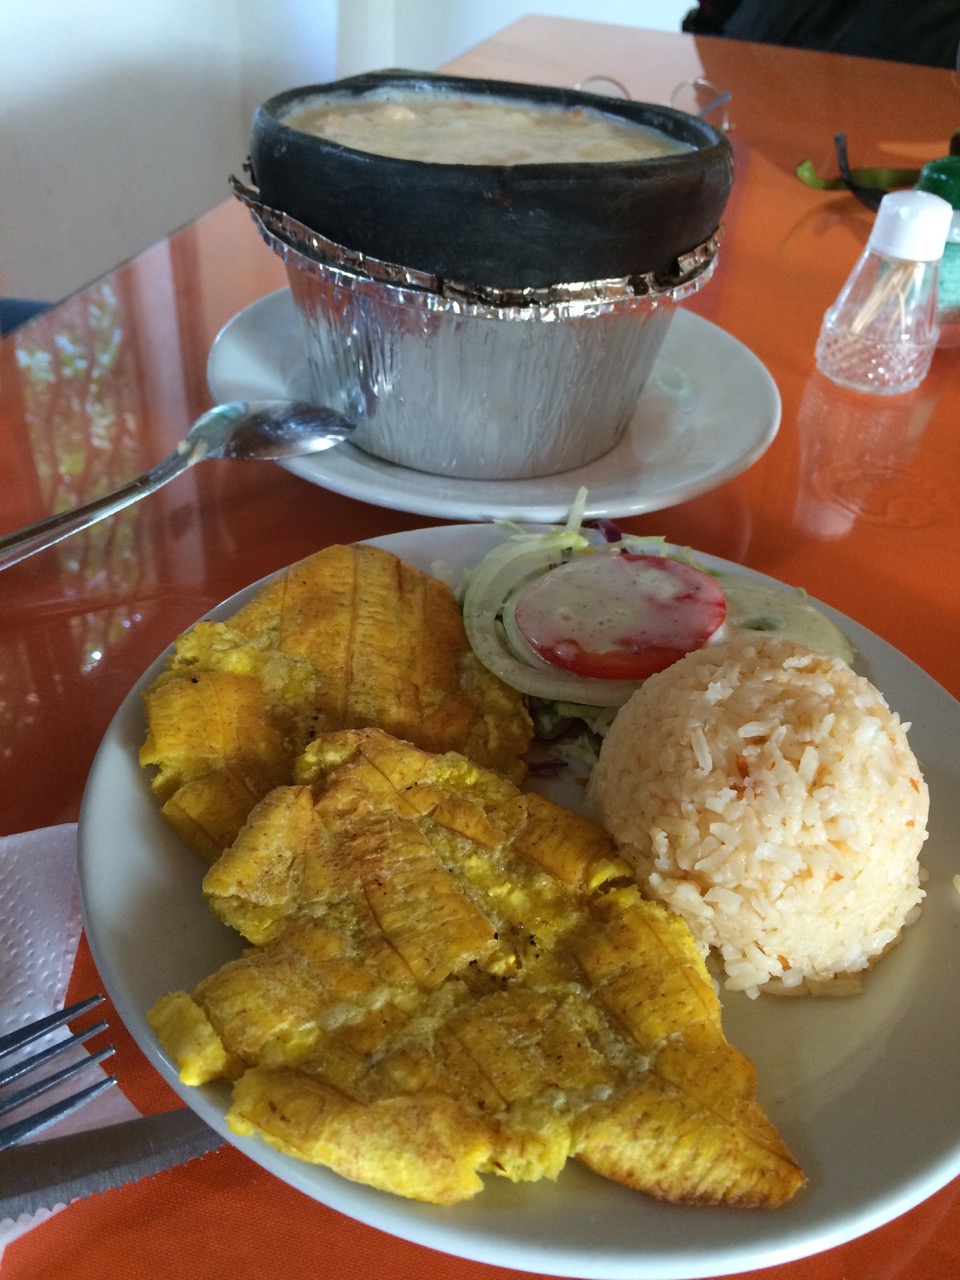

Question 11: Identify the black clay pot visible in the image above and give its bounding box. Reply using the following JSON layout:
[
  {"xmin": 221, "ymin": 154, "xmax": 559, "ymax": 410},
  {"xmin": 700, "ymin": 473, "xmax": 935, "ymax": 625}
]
[{"xmin": 247, "ymin": 70, "xmax": 734, "ymax": 290}]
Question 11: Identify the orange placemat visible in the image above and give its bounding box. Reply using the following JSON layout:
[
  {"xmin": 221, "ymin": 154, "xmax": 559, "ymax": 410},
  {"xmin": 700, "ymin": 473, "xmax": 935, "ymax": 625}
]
[{"xmin": 6, "ymin": 935, "xmax": 960, "ymax": 1280}]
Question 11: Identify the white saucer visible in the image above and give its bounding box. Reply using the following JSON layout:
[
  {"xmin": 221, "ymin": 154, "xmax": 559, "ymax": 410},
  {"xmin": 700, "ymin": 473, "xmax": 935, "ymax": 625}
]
[{"xmin": 207, "ymin": 289, "xmax": 781, "ymax": 522}]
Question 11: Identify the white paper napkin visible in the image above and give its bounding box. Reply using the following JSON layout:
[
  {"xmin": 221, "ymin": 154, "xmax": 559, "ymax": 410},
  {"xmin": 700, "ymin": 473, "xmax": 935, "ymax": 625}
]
[{"xmin": 0, "ymin": 824, "xmax": 140, "ymax": 1253}]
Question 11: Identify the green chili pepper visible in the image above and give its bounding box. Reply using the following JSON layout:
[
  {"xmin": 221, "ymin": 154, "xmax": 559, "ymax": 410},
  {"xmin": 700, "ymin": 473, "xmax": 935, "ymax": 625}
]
[
  {"xmin": 795, "ymin": 158, "xmax": 920, "ymax": 193},
  {"xmin": 796, "ymin": 133, "xmax": 926, "ymax": 210}
]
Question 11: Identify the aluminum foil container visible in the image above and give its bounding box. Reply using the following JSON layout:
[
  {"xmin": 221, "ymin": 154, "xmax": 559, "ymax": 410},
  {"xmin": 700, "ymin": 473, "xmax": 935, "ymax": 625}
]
[{"xmin": 233, "ymin": 181, "xmax": 719, "ymax": 480}]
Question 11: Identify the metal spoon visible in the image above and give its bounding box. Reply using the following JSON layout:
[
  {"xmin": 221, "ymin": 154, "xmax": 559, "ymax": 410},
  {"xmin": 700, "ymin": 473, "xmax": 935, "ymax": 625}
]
[{"xmin": 0, "ymin": 399, "xmax": 355, "ymax": 572}]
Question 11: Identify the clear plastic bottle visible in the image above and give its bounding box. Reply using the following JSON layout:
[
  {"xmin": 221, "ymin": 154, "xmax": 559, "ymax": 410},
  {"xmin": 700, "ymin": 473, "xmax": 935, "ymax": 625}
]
[{"xmin": 815, "ymin": 189, "xmax": 953, "ymax": 394}]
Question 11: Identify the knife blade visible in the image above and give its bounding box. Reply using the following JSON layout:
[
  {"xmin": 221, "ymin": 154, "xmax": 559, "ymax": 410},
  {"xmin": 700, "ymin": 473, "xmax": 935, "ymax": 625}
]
[{"xmin": 0, "ymin": 1108, "xmax": 224, "ymax": 1220}]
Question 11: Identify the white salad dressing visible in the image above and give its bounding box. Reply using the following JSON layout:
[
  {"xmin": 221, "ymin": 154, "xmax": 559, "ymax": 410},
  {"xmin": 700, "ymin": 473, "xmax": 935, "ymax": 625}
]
[
  {"xmin": 513, "ymin": 553, "xmax": 726, "ymax": 676},
  {"xmin": 714, "ymin": 575, "xmax": 855, "ymax": 663},
  {"xmin": 510, "ymin": 556, "xmax": 854, "ymax": 676}
]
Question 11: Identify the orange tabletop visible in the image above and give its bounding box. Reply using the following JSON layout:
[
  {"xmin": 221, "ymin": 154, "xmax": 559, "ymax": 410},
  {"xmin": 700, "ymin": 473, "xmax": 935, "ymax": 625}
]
[{"xmin": 3, "ymin": 16, "xmax": 960, "ymax": 1280}]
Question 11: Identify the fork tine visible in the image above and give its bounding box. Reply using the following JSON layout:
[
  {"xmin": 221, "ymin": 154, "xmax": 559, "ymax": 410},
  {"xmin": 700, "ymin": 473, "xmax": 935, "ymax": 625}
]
[
  {"xmin": 0, "ymin": 1021, "xmax": 109, "ymax": 1091},
  {"xmin": 0, "ymin": 995, "xmax": 119, "ymax": 1151},
  {"xmin": 0, "ymin": 995, "xmax": 105, "ymax": 1059},
  {"xmin": 0, "ymin": 1075, "xmax": 118, "ymax": 1151},
  {"xmin": 0, "ymin": 1042, "xmax": 116, "ymax": 1118}
]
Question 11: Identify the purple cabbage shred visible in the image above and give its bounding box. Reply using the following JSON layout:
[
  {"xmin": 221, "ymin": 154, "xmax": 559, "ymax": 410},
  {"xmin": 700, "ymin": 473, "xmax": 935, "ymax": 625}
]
[
  {"xmin": 589, "ymin": 518, "xmax": 623, "ymax": 543},
  {"xmin": 526, "ymin": 757, "xmax": 568, "ymax": 777}
]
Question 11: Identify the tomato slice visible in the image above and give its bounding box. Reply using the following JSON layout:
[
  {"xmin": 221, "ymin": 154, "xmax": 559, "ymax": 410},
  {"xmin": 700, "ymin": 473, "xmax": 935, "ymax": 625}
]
[{"xmin": 512, "ymin": 552, "xmax": 726, "ymax": 681}]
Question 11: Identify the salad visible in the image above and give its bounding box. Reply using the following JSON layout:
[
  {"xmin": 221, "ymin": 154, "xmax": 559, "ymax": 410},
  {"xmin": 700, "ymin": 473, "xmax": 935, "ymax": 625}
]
[{"xmin": 459, "ymin": 490, "xmax": 855, "ymax": 764}]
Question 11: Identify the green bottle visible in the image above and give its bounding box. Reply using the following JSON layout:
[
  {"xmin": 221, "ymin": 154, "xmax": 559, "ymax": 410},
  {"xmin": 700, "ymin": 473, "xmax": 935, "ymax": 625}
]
[{"xmin": 917, "ymin": 156, "xmax": 960, "ymax": 347}]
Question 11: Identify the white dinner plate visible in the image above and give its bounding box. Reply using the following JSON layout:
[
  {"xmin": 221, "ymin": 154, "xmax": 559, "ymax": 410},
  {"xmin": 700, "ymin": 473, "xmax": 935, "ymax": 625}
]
[
  {"xmin": 78, "ymin": 525, "xmax": 960, "ymax": 1279},
  {"xmin": 206, "ymin": 289, "xmax": 780, "ymax": 522}
]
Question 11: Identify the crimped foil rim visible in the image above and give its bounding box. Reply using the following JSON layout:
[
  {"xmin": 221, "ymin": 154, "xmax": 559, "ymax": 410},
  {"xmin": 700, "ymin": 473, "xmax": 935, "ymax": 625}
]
[{"xmin": 230, "ymin": 177, "xmax": 719, "ymax": 313}]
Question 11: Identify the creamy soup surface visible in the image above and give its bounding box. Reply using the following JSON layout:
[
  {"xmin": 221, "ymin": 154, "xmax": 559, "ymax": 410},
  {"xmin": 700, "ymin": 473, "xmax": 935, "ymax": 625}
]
[{"xmin": 283, "ymin": 91, "xmax": 691, "ymax": 166}]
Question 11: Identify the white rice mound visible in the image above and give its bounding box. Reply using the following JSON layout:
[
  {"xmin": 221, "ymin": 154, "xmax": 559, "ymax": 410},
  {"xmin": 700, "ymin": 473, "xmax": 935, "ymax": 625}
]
[{"xmin": 586, "ymin": 637, "xmax": 928, "ymax": 998}]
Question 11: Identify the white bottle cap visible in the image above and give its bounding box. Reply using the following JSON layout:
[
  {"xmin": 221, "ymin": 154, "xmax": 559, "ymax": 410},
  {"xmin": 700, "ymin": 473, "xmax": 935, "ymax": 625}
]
[{"xmin": 868, "ymin": 189, "xmax": 953, "ymax": 261}]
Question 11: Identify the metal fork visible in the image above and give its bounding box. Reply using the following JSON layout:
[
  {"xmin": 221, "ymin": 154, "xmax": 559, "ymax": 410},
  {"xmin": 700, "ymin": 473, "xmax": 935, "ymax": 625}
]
[{"xmin": 0, "ymin": 995, "xmax": 117, "ymax": 1151}]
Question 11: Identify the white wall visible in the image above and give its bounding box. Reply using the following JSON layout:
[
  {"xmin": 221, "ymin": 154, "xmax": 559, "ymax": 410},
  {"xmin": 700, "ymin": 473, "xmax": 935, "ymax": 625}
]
[
  {"xmin": 0, "ymin": 0, "xmax": 337, "ymax": 302},
  {"xmin": 1, "ymin": 1, "xmax": 688, "ymax": 303}
]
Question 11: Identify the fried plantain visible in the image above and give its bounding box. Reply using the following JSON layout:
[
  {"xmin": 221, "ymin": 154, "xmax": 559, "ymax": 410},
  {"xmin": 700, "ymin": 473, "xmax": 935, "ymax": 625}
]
[
  {"xmin": 150, "ymin": 728, "xmax": 805, "ymax": 1208},
  {"xmin": 140, "ymin": 544, "xmax": 532, "ymax": 861}
]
